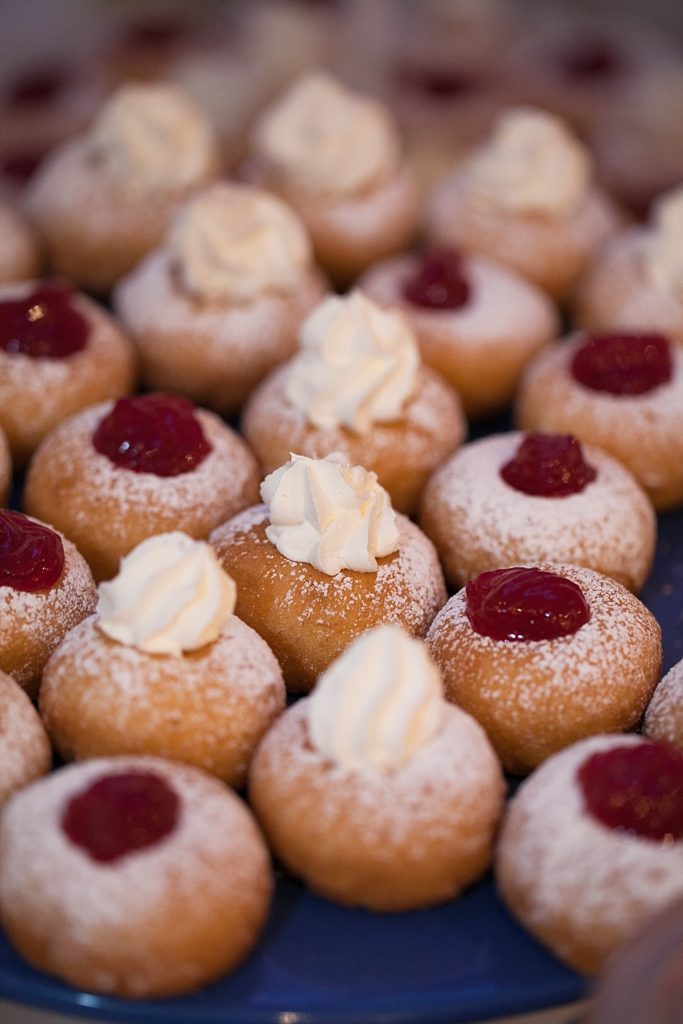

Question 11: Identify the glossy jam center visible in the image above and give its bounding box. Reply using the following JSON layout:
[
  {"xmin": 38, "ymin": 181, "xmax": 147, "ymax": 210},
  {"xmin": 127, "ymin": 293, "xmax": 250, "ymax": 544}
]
[
  {"xmin": 571, "ymin": 332, "xmax": 672, "ymax": 395},
  {"xmin": 500, "ymin": 433, "xmax": 597, "ymax": 497},
  {"xmin": 0, "ymin": 510, "xmax": 64, "ymax": 593},
  {"xmin": 465, "ymin": 566, "xmax": 591, "ymax": 642},
  {"xmin": 579, "ymin": 743, "xmax": 683, "ymax": 843},
  {"xmin": 0, "ymin": 281, "xmax": 88, "ymax": 360},
  {"xmin": 62, "ymin": 771, "xmax": 180, "ymax": 864},
  {"xmin": 92, "ymin": 393, "xmax": 212, "ymax": 477},
  {"xmin": 402, "ymin": 247, "xmax": 471, "ymax": 310}
]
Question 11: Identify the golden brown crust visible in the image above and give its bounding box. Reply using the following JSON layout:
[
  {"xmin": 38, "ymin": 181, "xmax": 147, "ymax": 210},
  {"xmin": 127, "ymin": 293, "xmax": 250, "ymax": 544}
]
[
  {"xmin": 210, "ymin": 506, "xmax": 447, "ymax": 693},
  {"xmin": 249, "ymin": 701, "xmax": 505, "ymax": 910},
  {"xmin": 40, "ymin": 615, "xmax": 285, "ymax": 788},
  {"xmin": 0, "ymin": 670, "xmax": 52, "ymax": 806},
  {"xmin": 24, "ymin": 403, "xmax": 261, "ymax": 582},
  {"xmin": 241, "ymin": 363, "xmax": 466, "ymax": 516},
  {"xmin": 426, "ymin": 564, "xmax": 662, "ymax": 775}
]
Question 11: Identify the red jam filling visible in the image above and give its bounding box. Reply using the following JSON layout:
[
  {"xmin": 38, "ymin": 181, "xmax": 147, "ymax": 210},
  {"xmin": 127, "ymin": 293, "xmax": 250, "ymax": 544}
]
[
  {"xmin": 397, "ymin": 65, "xmax": 479, "ymax": 100},
  {"xmin": 558, "ymin": 38, "xmax": 624, "ymax": 81},
  {"xmin": 578, "ymin": 743, "xmax": 683, "ymax": 844},
  {"xmin": 92, "ymin": 393, "xmax": 212, "ymax": 477},
  {"xmin": 571, "ymin": 332, "xmax": 672, "ymax": 395},
  {"xmin": 62, "ymin": 771, "xmax": 180, "ymax": 864},
  {"xmin": 402, "ymin": 247, "xmax": 471, "ymax": 310},
  {"xmin": 465, "ymin": 566, "xmax": 590, "ymax": 642},
  {"xmin": 0, "ymin": 149, "xmax": 46, "ymax": 184},
  {"xmin": 500, "ymin": 433, "xmax": 597, "ymax": 498},
  {"xmin": 0, "ymin": 510, "xmax": 64, "ymax": 593},
  {"xmin": 6, "ymin": 67, "xmax": 70, "ymax": 108},
  {"xmin": 0, "ymin": 281, "xmax": 88, "ymax": 360}
]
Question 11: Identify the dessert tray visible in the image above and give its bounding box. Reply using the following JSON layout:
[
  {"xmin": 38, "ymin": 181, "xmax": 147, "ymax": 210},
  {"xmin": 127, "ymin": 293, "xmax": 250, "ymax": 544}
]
[{"xmin": 0, "ymin": 489, "xmax": 680, "ymax": 1024}]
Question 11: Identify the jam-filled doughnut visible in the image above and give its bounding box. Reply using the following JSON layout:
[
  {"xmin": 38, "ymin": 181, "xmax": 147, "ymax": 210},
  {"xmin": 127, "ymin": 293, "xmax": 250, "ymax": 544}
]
[
  {"xmin": 496, "ymin": 734, "xmax": 683, "ymax": 974},
  {"xmin": 0, "ymin": 756, "xmax": 272, "ymax": 997},
  {"xmin": 516, "ymin": 331, "xmax": 683, "ymax": 510},
  {"xmin": 358, "ymin": 247, "xmax": 559, "ymax": 418},
  {"xmin": 249, "ymin": 626, "xmax": 505, "ymax": 910},
  {"xmin": 419, "ymin": 431, "xmax": 656, "ymax": 592},
  {"xmin": 241, "ymin": 291, "xmax": 466, "ymax": 516},
  {"xmin": 426, "ymin": 564, "xmax": 661, "ymax": 775},
  {"xmin": 643, "ymin": 657, "xmax": 683, "ymax": 750},
  {"xmin": 0, "ymin": 669, "xmax": 51, "ymax": 807},
  {"xmin": 24, "ymin": 393, "xmax": 260, "ymax": 581},
  {"xmin": 114, "ymin": 183, "xmax": 327, "ymax": 418},
  {"xmin": 0, "ymin": 279, "xmax": 137, "ymax": 468},
  {"xmin": 211, "ymin": 453, "xmax": 447, "ymax": 693},
  {"xmin": 40, "ymin": 533, "xmax": 285, "ymax": 788},
  {"xmin": 0, "ymin": 510, "xmax": 97, "ymax": 699}
]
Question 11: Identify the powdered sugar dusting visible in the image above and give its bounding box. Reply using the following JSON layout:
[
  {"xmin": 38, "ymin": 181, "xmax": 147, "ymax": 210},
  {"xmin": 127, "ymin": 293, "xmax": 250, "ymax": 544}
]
[
  {"xmin": 0, "ymin": 672, "xmax": 51, "ymax": 805},
  {"xmin": 420, "ymin": 431, "xmax": 656, "ymax": 591},
  {"xmin": 644, "ymin": 657, "xmax": 683, "ymax": 748}
]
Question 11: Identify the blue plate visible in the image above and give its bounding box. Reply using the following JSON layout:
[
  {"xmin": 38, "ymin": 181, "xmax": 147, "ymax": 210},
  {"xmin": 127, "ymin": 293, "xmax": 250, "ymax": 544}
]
[{"xmin": 1, "ymin": 502, "xmax": 681, "ymax": 1024}]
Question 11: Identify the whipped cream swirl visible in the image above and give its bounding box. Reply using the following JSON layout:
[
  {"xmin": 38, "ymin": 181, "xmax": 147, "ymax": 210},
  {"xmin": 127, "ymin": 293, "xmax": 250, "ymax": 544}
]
[
  {"xmin": 97, "ymin": 532, "xmax": 236, "ymax": 655},
  {"xmin": 260, "ymin": 452, "xmax": 399, "ymax": 575},
  {"xmin": 91, "ymin": 83, "xmax": 216, "ymax": 197},
  {"xmin": 308, "ymin": 625, "xmax": 444, "ymax": 772},
  {"xmin": 469, "ymin": 106, "xmax": 591, "ymax": 217},
  {"xmin": 170, "ymin": 183, "xmax": 312, "ymax": 301},
  {"xmin": 645, "ymin": 186, "xmax": 683, "ymax": 300},
  {"xmin": 285, "ymin": 291, "xmax": 419, "ymax": 434},
  {"xmin": 252, "ymin": 72, "xmax": 401, "ymax": 195}
]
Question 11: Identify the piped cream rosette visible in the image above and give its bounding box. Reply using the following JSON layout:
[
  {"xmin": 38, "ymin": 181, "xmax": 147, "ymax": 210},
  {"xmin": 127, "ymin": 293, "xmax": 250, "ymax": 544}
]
[{"xmin": 97, "ymin": 532, "xmax": 236, "ymax": 656}]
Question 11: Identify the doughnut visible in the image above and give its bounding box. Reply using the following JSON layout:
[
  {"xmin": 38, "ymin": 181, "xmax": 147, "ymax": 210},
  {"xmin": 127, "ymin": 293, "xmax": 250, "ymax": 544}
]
[
  {"xmin": 0, "ymin": 510, "xmax": 97, "ymax": 699},
  {"xmin": 425, "ymin": 107, "xmax": 622, "ymax": 302},
  {"xmin": 426, "ymin": 563, "xmax": 662, "ymax": 775},
  {"xmin": 0, "ymin": 669, "xmax": 51, "ymax": 807},
  {"xmin": 26, "ymin": 83, "xmax": 220, "ymax": 294},
  {"xmin": 516, "ymin": 331, "xmax": 683, "ymax": 510},
  {"xmin": 643, "ymin": 657, "xmax": 683, "ymax": 750},
  {"xmin": 40, "ymin": 533, "xmax": 285, "ymax": 788},
  {"xmin": 496, "ymin": 734, "xmax": 683, "ymax": 973},
  {"xmin": 0, "ymin": 756, "xmax": 272, "ymax": 997},
  {"xmin": 242, "ymin": 291, "xmax": 466, "ymax": 517},
  {"xmin": 419, "ymin": 431, "xmax": 656, "ymax": 592},
  {"xmin": 249, "ymin": 626, "xmax": 505, "ymax": 910},
  {"xmin": 114, "ymin": 183, "xmax": 327, "ymax": 417},
  {"xmin": 23, "ymin": 393, "xmax": 260, "ymax": 582},
  {"xmin": 0, "ymin": 202, "xmax": 41, "ymax": 285},
  {"xmin": 210, "ymin": 454, "xmax": 447, "ymax": 693},
  {"xmin": 358, "ymin": 247, "xmax": 559, "ymax": 418},
  {"xmin": 0, "ymin": 279, "xmax": 137, "ymax": 468}
]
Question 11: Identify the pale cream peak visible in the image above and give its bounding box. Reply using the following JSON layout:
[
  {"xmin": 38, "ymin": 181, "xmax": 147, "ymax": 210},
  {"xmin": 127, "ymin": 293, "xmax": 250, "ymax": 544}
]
[
  {"xmin": 252, "ymin": 72, "xmax": 401, "ymax": 195},
  {"xmin": 644, "ymin": 186, "xmax": 683, "ymax": 300},
  {"xmin": 307, "ymin": 625, "xmax": 444, "ymax": 773},
  {"xmin": 285, "ymin": 291, "xmax": 419, "ymax": 434},
  {"xmin": 97, "ymin": 532, "xmax": 236, "ymax": 656},
  {"xmin": 260, "ymin": 452, "xmax": 399, "ymax": 575},
  {"xmin": 91, "ymin": 83, "xmax": 216, "ymax": 197},
  {"xmin": 169, "ymin": 183, "xmax": 312, "ymax": 302},
  {"xmin": 468, "ymin": 106, "xmax": 591, "ymax": 217}
]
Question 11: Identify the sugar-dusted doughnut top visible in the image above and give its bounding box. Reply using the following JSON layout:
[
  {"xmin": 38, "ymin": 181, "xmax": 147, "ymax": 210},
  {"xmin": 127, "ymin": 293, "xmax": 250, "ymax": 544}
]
[
  {"xmin": 644, "ymin": 658, "xmax": 683, "ymax": 749},
  {"xmin": 0, "ymin": 670, "xmax": 51, "ymax": 807}
]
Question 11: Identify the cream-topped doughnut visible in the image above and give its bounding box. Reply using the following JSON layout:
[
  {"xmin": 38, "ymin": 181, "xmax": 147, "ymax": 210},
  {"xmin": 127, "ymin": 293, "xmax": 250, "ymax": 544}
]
[
  {"xmin": 114, "ymin": 183, "xmax": 326, "ymax": 416},
  {"xmin": 426, "ymin": 563, "xmax": 661, "ymax": 775},
  {"xmin": 0, "ymin": 670, "xmax": 51, "ymax": 807},
  {"xmin": 574, "ymin": 188, "xmax": 683, "ymax": 346},
  {"xmin": 249, "ymin": 626, "xmax": 505, "ymax": 910},
  {"xmin": 358, "ymin": 248, "xmax": 559, "ymax": 418},
  {"xmin": 0, "ymin": 511, "xmax": 97, "ymax": 699},
  {"xmin": 242, "ymin": 291, "xmax": 466, "ymax": 516},
  {"xmin": 244, "ymin": 73, "xmax": 420, "ymax": 282},
  {"xmin": 0, "ymin": 203, "xmax": 41, "ymax": 285},
  {"xmin": 516, "ymin": 331, "xmax": 683, "ymax": 510},
  {"xmin": 40, "ymin": 534, "xmax": 285, "ymax": 787},
  {"xmin": 0, "ymin": 280, "xmax": 137, "ymax": 468},
  {"xmin": 425, "ymin": 107, "xmax": 621, "ymax": 301},
  {"xmin": 643, "ymin": 657, "xmax": 683, "ymax": 749},
  {"xmin": 496, "ymin": 734, "xmax": 683, "ymax": 974},
  {"xmin": 210, "ymin": 454, "xmax": 447, "ymax": 692},
  {"xmin": 0, "ymin": 756, "xmax": 272, "ymax": 997},
  {"xmin": 26, "ymin": 83, "xmax": 220, "ymax": 294},
  {"xmin": 24, "ymin": 394, "xmax": 260, "ymax": 581},
  {"xmin": 419, "ymin": 431, "xmax": 656, "ymax": 592}
]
